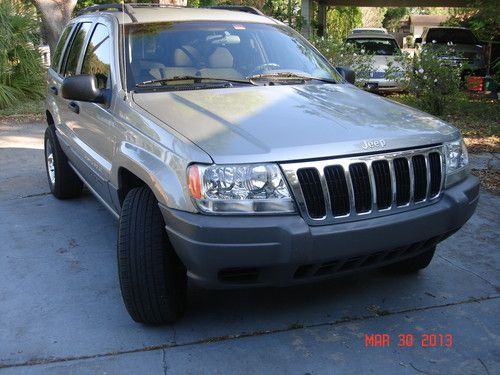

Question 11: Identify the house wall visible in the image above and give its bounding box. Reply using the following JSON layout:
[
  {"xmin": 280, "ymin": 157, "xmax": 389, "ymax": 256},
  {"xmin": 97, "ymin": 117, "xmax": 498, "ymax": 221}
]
[{"xmin": 411, "ymin": 26, "xmax": 425, "ymax": 39}]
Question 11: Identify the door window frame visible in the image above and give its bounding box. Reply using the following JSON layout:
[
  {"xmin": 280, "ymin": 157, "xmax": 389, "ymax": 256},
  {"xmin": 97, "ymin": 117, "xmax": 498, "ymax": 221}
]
[
  {"xmin": 52, "ymin": 23, "xmax": 76, "ymax": 75},
  {"xmin": 79, "ymin": 22, "xmax": 113, "ymax": 89},
  {"xmin": 60, "ymin": 21, "xmax": 93, "ymax": 78}
]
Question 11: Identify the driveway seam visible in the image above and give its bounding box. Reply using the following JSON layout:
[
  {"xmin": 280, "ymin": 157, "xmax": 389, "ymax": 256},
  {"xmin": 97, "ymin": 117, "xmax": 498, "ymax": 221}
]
[
  {"xmin": 1, "ymin": 294, "xmax": 499, "ymax": 370},
  {"xmin": 161, "ymin": 349, "xmax": 168, "ymax": 375},
  {"xmin": 438, "ymin": 254, "xmax": 499, "ymax": 291}
]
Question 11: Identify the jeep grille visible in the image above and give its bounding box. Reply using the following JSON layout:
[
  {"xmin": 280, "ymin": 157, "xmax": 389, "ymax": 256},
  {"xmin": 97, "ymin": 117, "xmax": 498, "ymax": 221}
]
[{"xmin": 280, "ymin": 145, "xmax": 444, "ymax": 225}]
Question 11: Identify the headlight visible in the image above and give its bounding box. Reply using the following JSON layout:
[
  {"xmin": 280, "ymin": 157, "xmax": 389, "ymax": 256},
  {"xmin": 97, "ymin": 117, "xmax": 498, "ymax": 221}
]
[
  {"xmin": 444, "ymin": 138, "xmax": 469, "ymax": 188},
  {"xmin": 187, "ymin": 163, "xmax": 295, "ymax": 214}
]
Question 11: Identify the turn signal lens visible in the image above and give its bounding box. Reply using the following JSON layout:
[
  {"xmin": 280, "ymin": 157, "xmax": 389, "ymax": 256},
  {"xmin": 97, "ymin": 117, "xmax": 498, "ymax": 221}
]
[{"xmin": 187, "ymin": 165, "xmax": 202, "ymax": 199}]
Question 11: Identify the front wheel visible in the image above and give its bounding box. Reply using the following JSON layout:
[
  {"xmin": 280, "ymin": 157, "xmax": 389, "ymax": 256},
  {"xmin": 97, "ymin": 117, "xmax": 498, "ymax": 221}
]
[
  {"xmin": 380, "ymin": 246, "xmax": 436, "ymax": 274},
  {"xmin": 117, "ymin": 187, "xmax": 187, "ymax": 324}
]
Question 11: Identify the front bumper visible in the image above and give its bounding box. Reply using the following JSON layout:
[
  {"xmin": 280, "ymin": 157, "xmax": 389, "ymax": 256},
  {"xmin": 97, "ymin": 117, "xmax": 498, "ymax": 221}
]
[
  {"xmin": 160, "ymin": 176, "xmax": 479, "ymax": 288},
  {"xmin": 364, "ymin": 78, "xmax": 405, "ymax": 92}
]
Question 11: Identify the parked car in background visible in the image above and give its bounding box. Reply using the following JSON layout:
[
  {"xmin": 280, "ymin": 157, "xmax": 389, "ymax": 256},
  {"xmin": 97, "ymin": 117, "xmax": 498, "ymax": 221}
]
[
  {"xmin": 351, "ymin": 27, "xmax": 388, "ymax": 34},
  {"xmin": 414, "ymin": 27, "xmax": 486, "ymax": 77},
  {"xmin": 345, "ymin": 32, "xmax": 405, "ymax": 92}
]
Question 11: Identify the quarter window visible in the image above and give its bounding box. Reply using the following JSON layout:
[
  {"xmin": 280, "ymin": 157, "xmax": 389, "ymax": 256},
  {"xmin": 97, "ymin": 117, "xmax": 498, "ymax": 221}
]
[
  {"xmin": 81, "ymin": 24, "xmax": 112, "ymax": 89},
  {"xmin": 51, "ymin": 25, "xmax": 73, "ymax": 71},
  {"xmin": 63, "ymin": 22, "xmax": 92, "ymax": 77}
]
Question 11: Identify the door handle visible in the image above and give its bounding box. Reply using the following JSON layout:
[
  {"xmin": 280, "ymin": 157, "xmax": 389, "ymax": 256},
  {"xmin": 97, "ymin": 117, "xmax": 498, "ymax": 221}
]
[
  {"xmin": 68, "ymin": 101, "xmax": 80, "ymax": 114},
  {"xmin": 49, "ymin": 86, "xmax": 58, "ymax": 95}
]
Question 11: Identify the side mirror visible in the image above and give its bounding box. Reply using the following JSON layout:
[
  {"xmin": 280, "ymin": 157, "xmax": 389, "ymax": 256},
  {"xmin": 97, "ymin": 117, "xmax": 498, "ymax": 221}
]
[
  {"xmin": 61, "ymin": 75, "xmax": 107, "ymax": 104},
  {"xmin": 414, "ymin": 37, "xmax": 422, "ymax": 47},
  {"xmin": 336, "ymin": 67, "xmax": 355, "ymax": 84}
]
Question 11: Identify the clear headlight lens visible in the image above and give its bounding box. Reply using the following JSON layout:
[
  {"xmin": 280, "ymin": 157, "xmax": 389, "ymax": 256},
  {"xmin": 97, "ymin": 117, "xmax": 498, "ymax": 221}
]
[
  {"xmin": 187, "ymin": 163, "xmax": 295, "ymax": 214},
  {"xmin": 444, "ymin": 138, "xmax": 469, "ymax": 187}
]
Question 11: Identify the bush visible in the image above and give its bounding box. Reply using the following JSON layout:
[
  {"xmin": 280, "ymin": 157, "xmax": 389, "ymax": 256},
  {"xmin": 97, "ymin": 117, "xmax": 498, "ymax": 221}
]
[
  {"xmin": 386, "ymin": 44, "xmax": 463, "ymax": 115},
  {"xmin": 310, "ymin": 35, "xmax": 374, "ymax": 86},
  {"xmin": 0, "ymin": 1, "xmax": 45, "ymax": 110}
]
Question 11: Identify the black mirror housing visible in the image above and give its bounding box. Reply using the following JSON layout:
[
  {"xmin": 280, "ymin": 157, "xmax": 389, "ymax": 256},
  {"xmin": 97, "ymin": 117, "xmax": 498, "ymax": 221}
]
[
  {"xmin": 61, "ymin": 75, "xmax": 106, "ymax": 104},
  {"xmin": 414, "ymin": 37, "xmax": 422, "ymax": 46},
  {"xmin": 336, "ymin": 67, "xmax": 356, "ymax": 84}
]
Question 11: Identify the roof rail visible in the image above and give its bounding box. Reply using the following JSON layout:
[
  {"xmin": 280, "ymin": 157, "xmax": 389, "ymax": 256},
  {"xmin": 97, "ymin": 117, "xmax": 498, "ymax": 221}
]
[
  {"xmin": 204, "ymin": 5, "xmax": 264, "ymax": 16},
  {"xmin": 76, "ymin": 3, "xmax": 138, "ymax": 22},
  {"xmin": 126, "ymin": 3, "xmax": 182, "ymax": 8}
]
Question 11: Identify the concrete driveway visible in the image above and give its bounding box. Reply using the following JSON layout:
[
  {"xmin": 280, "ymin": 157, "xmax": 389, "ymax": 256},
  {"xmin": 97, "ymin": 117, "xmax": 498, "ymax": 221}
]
[{"xmin": 1, "ymin": 122, "xmax": 499, "ymax": 374}]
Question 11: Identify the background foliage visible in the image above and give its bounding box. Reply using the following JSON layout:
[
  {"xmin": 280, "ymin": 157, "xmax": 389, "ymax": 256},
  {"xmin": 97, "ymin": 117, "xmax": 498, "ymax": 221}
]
[
  {"xmin": 311, "ymin": 36, "xmax": 374, "ymax": 85},
  {"xmin": 386, "ymin": 45, "xmax": 463, "ymax": 115},
  {"xmin": 0, "ymin": 0, "xmax": 44, "ymax": 109}
]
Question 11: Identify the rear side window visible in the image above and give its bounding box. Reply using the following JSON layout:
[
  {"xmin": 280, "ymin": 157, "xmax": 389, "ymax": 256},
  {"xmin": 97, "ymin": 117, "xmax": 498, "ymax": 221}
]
[
  {"xmin": 81, "ymin": 24, "xmax": 112, "ymax": 89},
  {"xmin": 51, "ymin": 25, "xmax": 73, "ymax": 71},
  {"xmin": 63, "ymin": 22, "xmax": 92, "ymax": 77}
]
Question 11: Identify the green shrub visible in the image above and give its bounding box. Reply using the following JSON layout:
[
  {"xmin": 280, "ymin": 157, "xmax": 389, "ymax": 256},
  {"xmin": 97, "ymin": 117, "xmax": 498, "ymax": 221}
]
[
  {"xmin": 310, "ymin": 35, "xmax": 374, "ymax": 86},
  {"xmin": 386, "ymin": 44, "xmax": 463, "ymax": 115},
  {"xmin": 0, "ymin": 1, "xmax": 44, "ymax": 110}
]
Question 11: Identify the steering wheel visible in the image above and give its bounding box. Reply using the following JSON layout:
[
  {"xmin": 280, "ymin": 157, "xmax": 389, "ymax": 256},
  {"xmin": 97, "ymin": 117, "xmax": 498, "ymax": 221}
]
[{"xmin": 251, "ymin": 63, "xmax": 281, "ymax": 75}]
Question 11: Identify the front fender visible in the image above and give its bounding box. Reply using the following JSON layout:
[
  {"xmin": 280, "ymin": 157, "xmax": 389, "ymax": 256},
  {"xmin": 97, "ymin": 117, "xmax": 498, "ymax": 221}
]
[{"xmin": 111, "ymin": 142, "xmax": 198, "ymax": 213}]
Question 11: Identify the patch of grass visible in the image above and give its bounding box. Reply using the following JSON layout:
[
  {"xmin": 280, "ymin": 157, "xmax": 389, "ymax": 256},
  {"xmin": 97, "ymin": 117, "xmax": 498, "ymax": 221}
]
[
  {"xmin": 0, "ymin": 99, "xmax": 44, "ymax": 123},
  {"xmin": 391, "ymin": 93, "xmax": 500, "ymax": 153}
]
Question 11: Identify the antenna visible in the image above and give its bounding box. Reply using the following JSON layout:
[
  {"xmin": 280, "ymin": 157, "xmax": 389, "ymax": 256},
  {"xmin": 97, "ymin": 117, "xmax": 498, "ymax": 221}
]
[{"xmin": 121, "ymin": 1, "xmax": 128, "ymax": 101}]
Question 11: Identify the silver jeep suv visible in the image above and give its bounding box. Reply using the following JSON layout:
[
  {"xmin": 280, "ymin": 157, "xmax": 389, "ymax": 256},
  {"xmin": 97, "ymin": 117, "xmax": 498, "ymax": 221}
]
[{"xmin": 44, "ymin": 4, "xmax": 479, "ymax": 324}]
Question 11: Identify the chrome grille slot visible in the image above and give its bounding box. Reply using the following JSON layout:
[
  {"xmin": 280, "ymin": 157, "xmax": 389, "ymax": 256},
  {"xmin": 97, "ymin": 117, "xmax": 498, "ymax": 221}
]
[
  {"xmin": 428, "ymin": 152, "xmax": 442, "ymax": 198},
  {"xmin": 281, "ymin": 145, "xmax": 444, "ymax": 226},
  {"xmin": 349, "ymin": 163, "xmax": 372, "ymax": 213},
  {"xmin": 393, "ymin": 158, "xmax": 411, "ymax": 206},
  {"xmin": 296, "ymin": 168, "xmax": 325, "ymax": 219},
  {"xmin": 324, "ymin": 165, "xmax": 350, "ymax": 216},
  {"xmin": 412, "ymin": 155, "xmax": 427, "ymax": 202},
  {"xmin": 372, "ymin": 160, "xmax": 392, "ymax": 209}
]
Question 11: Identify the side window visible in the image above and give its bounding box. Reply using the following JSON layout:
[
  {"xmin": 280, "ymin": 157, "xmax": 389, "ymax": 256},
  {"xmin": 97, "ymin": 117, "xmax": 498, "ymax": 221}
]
[
  {"xmin": 63, "ymin": 22, "xmax": 92, "ymax": 77},
  {"xmin": 51, "ymin": 25, "xmax": 73, "ymax": 71},
  {"xmin": 81, "ymin": 24, "xmax": 112, "ymax": 90}
]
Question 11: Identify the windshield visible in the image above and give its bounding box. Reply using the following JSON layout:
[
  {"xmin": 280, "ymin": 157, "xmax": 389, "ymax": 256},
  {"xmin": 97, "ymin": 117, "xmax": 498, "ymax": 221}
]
[
  {"xmin": 352, "ymin": 29, "xmax": 386, "ymax": 34},
  {"xmin": 346, "ymin": 38, "xmax": 400, "ymax": 55},
  {"xmin": 125, "ymin": 21, "xmax": 340, "ymax": 90},
  {"xmin": 425, "ymin": 28, "xmax": 478, "ymax": 45}
]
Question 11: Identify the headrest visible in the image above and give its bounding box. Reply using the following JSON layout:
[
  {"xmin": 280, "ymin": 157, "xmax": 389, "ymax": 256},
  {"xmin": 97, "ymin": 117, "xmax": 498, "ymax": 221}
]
[
  {"xmin": 174, "ymin": 46, "xmax": 198, "ymax": 67},
  {"xmin": 208, "ymin": 47, "xmax": 233, "ymax": 69}
]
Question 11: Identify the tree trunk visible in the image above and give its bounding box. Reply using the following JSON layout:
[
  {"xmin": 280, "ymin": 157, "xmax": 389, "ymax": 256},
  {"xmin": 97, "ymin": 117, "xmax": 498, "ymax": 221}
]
[{"xmin": 30, "ymin": 0, "xmax": 77, "ymax": 53}]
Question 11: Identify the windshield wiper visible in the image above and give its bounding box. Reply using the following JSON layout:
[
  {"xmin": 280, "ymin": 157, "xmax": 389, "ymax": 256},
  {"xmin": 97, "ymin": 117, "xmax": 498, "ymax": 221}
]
[
  {"xmin": 136, "ymin": 75, "xmax": 255, "ymax": 88},
  {"xmin": 246, "ymin": 72, "xmax": 337, "ymax": 84}
]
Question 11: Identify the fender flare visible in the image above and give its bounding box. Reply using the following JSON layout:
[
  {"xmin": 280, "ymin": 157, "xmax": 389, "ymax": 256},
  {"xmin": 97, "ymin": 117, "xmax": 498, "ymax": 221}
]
[{"xmin": 111, "ymin": 142, "xmax": 197, "ymax": 213}]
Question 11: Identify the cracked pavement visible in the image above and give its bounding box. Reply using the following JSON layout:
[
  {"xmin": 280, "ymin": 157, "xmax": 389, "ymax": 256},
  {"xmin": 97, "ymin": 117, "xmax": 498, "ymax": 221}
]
[{"xmin": 1, "ymin": 123, "xmax": 499, "ymax": 374}]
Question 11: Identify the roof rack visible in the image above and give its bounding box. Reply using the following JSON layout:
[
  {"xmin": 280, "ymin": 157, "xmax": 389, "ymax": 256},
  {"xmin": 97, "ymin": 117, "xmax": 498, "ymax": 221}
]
[
  {"xmin": 76, "ymin": 3, "xmax": 138, "ymax": 22},
  {"xmin": 204, "ymin": 5, "xmax": 264, "ymax": 16},
  {"xmin": 126, "ymin": 3, "xmax": 182, "ymax": 8},
  {"xmin": 76, "ymin": 3, "xmax": 265, "ymax": 22}
]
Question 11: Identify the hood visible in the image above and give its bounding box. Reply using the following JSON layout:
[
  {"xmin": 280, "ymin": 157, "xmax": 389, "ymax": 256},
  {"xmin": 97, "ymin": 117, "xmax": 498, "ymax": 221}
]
[
  {"xmin": 133, "ymin": 84, "xmax": 459, "ymax": 164},
  {"xmin": 372, "ymin": 55, "xmax": 401, "ymax": 73},
  {"xmin": 435, "ymin": 43, "xmax": 483, "ymax": 53}
]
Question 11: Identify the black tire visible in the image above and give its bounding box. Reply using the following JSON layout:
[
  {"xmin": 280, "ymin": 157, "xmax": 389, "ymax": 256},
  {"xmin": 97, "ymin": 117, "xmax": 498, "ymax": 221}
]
[
  {"xmin": 381, "ymin": 246, "xmax": 436, "ymax": 274},
  {"xmin": 44, "ymin": 127, "xmax": 83, "ymax": 199},
  {"xmin": 118, "ymin": 187, "xmax": 187, "ymax": 324}
]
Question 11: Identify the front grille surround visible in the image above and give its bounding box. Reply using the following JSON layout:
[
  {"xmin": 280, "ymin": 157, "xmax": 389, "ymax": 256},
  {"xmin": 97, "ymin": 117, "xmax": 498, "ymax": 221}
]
[{"xmin": 280, "ymin": 145, "xmax": 445, "ymax": 226}]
